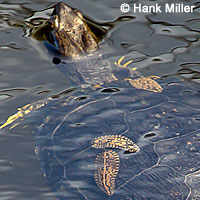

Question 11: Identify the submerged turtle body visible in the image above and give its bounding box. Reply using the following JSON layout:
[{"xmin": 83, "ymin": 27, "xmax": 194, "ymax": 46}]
[
  {"xmin": 32, "ymin": 77, "xmax": 200, "ymax": 200},
  {"xmin": 1, "ymin": 2, "xmax": 200, "ymax": 200}
]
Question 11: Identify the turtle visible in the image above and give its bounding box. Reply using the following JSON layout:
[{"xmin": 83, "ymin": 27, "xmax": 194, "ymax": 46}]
[
  {"xmin": 1, "ymin": 2, "xmax": 200, "ymax": 200},
  {"xmin": 29, "ymin": 77, "xmax": 200, "ymax": 200},
  {"xmin": 30, "ymin": 77, "xmax": 200, "ymax": 200},
  {"xmin": 0, "ymin": 2, "xmax": 163, "ymax": 130}
]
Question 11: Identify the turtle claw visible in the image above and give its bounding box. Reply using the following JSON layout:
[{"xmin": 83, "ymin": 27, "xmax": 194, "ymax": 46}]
[{"xmin": 114, "ymin": 56, "xmax": 135, "ymax": 68}]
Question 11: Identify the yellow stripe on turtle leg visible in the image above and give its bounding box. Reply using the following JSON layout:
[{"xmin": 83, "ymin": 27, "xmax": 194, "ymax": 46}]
[
  {"xmin": 114, "ymin": 56, "xmax": 134, "ymax": 68},
  {"xmin": 0, "ymin": 99, "xmax": 48, "ymax": 130},
  {"xmin": 121, "ymin": 59, "xmax": 133, "ymax": 68},
  {"xmin": 114, "ymin": 56, "xmax": 125, "ymax": 67},
  {"xmin": 0, "ymin": 112, "xmax": 23, "ymax": 130}
]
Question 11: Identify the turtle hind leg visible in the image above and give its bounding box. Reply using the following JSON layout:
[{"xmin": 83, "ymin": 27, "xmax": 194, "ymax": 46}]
[{"xmin": 0, "ymin": 99, "xmax": 49, "ymax": 130}]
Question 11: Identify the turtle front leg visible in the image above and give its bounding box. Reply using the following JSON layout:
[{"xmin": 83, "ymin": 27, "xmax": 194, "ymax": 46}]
[
  {"xmin": 114, "ymin": 56, "xmax": 134, "ymax": 68},
  {"xmin": 114, "ymin": 56, "xmax": 141, "ymax": 78},
  {"xmin": 114, "ymin": 56, "xmax": 163, "ymax": 93}
]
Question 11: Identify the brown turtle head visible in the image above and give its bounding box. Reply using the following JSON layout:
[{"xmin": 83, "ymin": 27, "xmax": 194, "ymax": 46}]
[{"xmin": 50, "ymin": 2, "xmax": 98, "ymax": 59}]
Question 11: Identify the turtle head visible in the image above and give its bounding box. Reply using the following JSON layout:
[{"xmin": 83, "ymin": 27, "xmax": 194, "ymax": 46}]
[{"xmin": 50, "ymin": 2, "xmax": 98, "ymax": 59}]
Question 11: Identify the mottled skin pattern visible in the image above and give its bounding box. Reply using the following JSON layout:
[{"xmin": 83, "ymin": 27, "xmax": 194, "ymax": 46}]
[
  {"xmin": 50, "ymin": 2, "xmax": 97, "ymax": 59},
  {"xmin": 94, "ymin": 150, "xmax": 120, "ymax": 196},
  {"xmin": 91, "ymin": 135, "xmax": 140, "ymax": 153},
  {"xmin": 129, "ymin": 77, "xmax": 163, "ymax": 93},
  {"xmin": 92, "ymin": 135, "xmax": 139, "ymax": 195}
]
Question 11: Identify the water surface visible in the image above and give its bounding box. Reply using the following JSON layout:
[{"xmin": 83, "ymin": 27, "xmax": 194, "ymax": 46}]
[{"xmin": 0, "ymin": 0, "xmax": 200, "ymax": 199}]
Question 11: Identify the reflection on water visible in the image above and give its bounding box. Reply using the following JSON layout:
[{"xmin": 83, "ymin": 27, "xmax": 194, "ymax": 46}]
[{"xmin": 0, "ymin": 0, "xmax": 200, "ymax": 199}]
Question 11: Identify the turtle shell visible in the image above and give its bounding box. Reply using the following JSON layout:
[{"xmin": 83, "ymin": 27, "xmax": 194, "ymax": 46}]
[{"xmin": 33, "ymin": 76, "xmax": 200, "ymax": 200}]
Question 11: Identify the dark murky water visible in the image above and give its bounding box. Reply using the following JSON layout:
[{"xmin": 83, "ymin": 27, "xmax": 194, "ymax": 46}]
[{"xmin": 0, "ymin": 0, "xmax": 200, "ymax": 199}]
